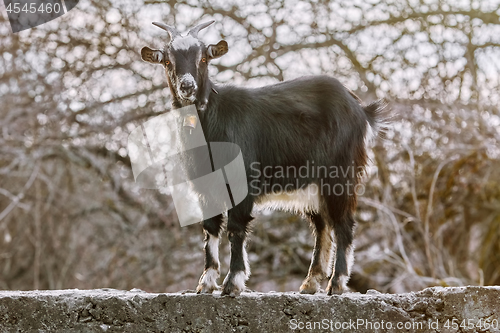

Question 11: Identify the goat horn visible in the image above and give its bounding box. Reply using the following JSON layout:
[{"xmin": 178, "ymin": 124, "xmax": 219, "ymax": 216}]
[
  {"xmin": 152, "ymin": 22, "xmax": 180, "ymax": 41},
  {"xmin": 188, "ymin": 20, "xmax": 215, "ymax": 38}
]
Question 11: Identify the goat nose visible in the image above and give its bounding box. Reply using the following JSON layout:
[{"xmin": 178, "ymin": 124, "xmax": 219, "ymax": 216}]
[{"xmin": 180, "ymin": 81, "xmax": 194, "ymax": 90}]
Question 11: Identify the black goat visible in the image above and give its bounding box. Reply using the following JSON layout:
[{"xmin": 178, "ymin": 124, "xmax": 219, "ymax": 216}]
[{"xmin": 141, "ymin": 21, "xmax": 387, "ymax": 296}]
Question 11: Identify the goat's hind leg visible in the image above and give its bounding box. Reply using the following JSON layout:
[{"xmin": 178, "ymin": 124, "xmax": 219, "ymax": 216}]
[
  {"xmin": 326, "ymin": 211, "xmax": 355, "ymax": 295},
  {"xmin": 300, "ymin": 212, "xmax": 333, "ymax": 294},
  {"xmin": 197, "ymin": 214, "xmax": 224, "ymax": 294}
]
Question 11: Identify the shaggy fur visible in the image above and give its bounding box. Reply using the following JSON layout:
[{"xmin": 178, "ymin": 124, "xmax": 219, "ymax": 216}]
[{"xmin": 141, "ymin": 21, "xmax": 388, "ymax": 296}]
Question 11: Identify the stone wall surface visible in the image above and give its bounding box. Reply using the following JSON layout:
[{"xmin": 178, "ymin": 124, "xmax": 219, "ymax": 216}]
[{"xmin": 0, "ymin": 287, "xmax": 499, "ymax": 332}]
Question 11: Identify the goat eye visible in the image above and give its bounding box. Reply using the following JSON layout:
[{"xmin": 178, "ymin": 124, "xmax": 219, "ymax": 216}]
[{"xmin": 201, "ymin": 57, "xmax": 206, "ymax": 63}]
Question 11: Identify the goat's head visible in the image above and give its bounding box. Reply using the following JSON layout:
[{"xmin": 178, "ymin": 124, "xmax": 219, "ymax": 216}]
[{"xmin": 140, "ymin": 21, "xmax": 228, "ymax": 110}]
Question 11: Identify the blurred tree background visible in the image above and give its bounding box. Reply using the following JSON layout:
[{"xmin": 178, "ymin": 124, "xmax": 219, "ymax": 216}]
[{"xmin": 0, "ymin": 0, "xmax": 499, "ymax": 293}]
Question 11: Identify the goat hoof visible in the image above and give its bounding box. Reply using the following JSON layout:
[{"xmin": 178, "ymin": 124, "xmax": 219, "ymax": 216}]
[
  {"xmin": 196, "ymin": 268, "xmax": 220, "ymax": 294},
  {"xmin": 221, "ymin": 282, "xmax": 243, "ymax": 297},
  {"xmin": 221, "ymin": 271, "xmax": 246, "ymax": 297},
  {"xmin": 300, "ymin": 288, "xmax": 318, "ymax": 295},
  {"xmin": 326, "ymin": 288, "xmax": 344, "ymax": 296},
  {"xmin": 221, "ymin": 288, "xmax": 241, "ymax": 297},
  {"xmin": 326, "ymin": 283, "xmax": 345, "ymax": 296},
  {"xmin": 196, "ymin": 284, "xmax": 217, "ymax": 294},
  {"xmin": 299, "ymin": 278, "xmax": 320, "ymax": 294}
]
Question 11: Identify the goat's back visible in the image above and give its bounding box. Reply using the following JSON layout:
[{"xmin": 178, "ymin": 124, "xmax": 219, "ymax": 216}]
[{"xmin": 203, "ymin": 75, "xmax": 370, "ymax": 172}]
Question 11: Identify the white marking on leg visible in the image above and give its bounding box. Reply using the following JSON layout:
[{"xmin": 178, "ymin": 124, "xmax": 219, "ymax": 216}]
[
  {"xmin": 340, "ymin": 245, "xmax": 355, "ymax": 289},
  {"xmin": 223, "ymin": 241, "xmax": 249, "ymax": 295},
  {"xmin": 197, "ymin": 235, "xmax": 220, "ymax": 293},
  {"xmin": 208, "ymin": 236, "xmax": 220, "ymax": 270},
  {"xmin": 329, "ymin": 230, "xmax": 337, "ymax": 278},
  {"xmin": 346, "ymin": 244, "xmax": 355, "ymax": 276},
  {"xmin": 242, "ymin": 241, "xmax": 250, "ymax": 277},
  {"xmin": 300, "ymin": 226, "xmax": 332, "ymax": 294},
  {"xmin": 198, "ymin": 268, "xmax": 219, "ymax": 292},
  {"xmin": 320, "ymin": 225, "xmax": 333, "ymax": 278},
  {"xmin": 338, "ymin": 275, "xmax": 349, "ymax": 290},
  {"xmin": 226, "ymin": 271, "xmax": 247, "ymax": 292}
]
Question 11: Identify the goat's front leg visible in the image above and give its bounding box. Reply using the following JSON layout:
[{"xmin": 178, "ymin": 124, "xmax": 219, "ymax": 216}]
[
  {"xmin": 197, "ymin": 214, "xmax": 224, "ymax": 294},
  {"xmin": 221, "ymin": 207, "xmax": 253, "ymax": 297}
]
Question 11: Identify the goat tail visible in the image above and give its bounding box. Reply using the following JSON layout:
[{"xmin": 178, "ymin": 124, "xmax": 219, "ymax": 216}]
[{"xmin": 363, "ymin": 98, "xmax": 390, "ymax": 141}]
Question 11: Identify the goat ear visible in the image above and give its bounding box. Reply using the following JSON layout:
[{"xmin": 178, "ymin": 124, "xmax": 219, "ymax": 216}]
[
  {"xmin": 207, "ymin": 40, "xmax": 228, "ymax": 59},
  {"xmin": 141, "ymin": 46, "xmax": 164, "ymax": 64}
]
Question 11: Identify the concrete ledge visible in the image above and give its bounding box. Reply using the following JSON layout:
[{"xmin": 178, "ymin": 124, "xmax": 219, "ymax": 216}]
[{"xmin": 0, "ymin": 287, "xmax": 499, "ymax": 332}]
